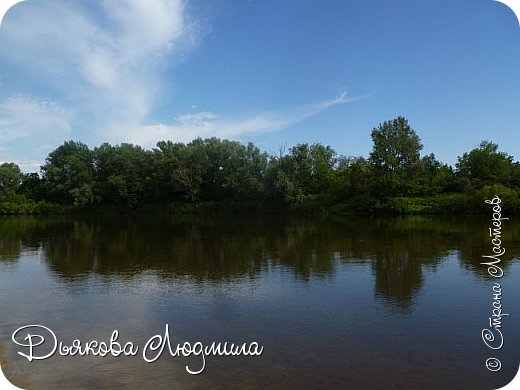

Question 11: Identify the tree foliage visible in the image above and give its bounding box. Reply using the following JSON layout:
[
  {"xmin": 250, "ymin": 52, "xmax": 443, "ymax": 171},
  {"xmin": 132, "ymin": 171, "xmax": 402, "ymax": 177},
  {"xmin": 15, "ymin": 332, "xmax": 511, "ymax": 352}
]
[
  {"xmin": 456, "ymin": 141, "xmax": 514, "ymax": 187},
  {"xmin": 41, "ymin": 141, "xmax": 94, "ymax": 205},
  {"xmin": 3, "ymin": 117, "xmax": 518, "ymax": 213},
  {"xmin": 266, "ymin": 143, "xmax": 336, "ymax": 202},
  {"xmin": 0, "ymin": 163, "xmax": 21, "ymax": 198},
  {"xmin": 369, "ymin": 117, "xmax": 423, "ymax": 196}
]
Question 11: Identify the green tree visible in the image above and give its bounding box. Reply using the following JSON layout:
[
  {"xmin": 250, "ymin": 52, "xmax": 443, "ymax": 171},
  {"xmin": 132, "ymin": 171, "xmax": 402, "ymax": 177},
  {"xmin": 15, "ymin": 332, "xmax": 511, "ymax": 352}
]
[
  {"xmin": 154, "ymin": 140, "xmax": 192, "ymax": 202},
  {"xmin": 0, "ymin": 163, "xmax": 21, "ymax": 198},
  {"xmin": 456, "ymin": 141, "xmax": 514, "ymax": 188},
  {"xmin": 406, "ymin": 153, "xmax": 456, "ymax": 196},
  {"xmin": 166, "ymin": 140, "xmax": 205, "ymax": 202},
  {"xmin": 155, "ymin": 138, "xmax": 269, "ymax": 202},
  {"xmin": 214, "ymin": 141, "xmax": 268, "ymax": 200},
  {"xmin": 266, "ymin": 143, "xmax": 336, "ymax": 202},
  {"xmin": 19, "ymin": 173, "xmax": 44, "ymax": 200},
  {"xmin": 335, "ymin": 156, "xmax": 373, "ymax": 197},
  {"xmin": 512, "ymin": 162, "xmax": 520, "ymax": 188},
  {"xmin": 41, "ymin": 141, "xmax": 94, "ymax": 205},
  {"xmin": 93, "ymin": 143, "xmax": 154, "ymax": 207},
  {"xmin": 369, "ymin": 117, "xmax": 423, "ymax": 196}
]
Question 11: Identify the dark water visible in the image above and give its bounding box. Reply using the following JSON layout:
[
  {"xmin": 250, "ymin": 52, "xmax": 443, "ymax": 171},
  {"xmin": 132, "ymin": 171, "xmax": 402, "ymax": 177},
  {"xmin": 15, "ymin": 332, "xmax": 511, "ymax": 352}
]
[{"xmin": 0, "ymin": 214, "xmax": 519, "ymax": 389}]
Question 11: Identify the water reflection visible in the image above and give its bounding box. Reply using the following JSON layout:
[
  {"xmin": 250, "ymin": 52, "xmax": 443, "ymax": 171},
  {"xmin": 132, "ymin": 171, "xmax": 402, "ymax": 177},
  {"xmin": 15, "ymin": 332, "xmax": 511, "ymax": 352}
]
[
  {"xmin": 0, "ymin": 214, "xmax": 518, "ymax": 312},
  {"xmin": 1, "ymin": 215, "xmax": 519, "ymax": 389}
]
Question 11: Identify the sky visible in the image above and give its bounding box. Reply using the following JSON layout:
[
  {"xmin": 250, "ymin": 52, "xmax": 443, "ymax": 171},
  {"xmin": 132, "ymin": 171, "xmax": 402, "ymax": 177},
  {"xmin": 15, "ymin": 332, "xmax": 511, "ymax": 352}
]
[{"xmin": 0, "ymin": 0, "xmax": 519, "ymax": 172}]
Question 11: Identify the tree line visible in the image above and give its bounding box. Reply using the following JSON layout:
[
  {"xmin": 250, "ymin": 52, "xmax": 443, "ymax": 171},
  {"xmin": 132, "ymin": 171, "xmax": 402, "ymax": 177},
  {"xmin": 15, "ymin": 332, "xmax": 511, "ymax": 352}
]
[{"xmin": 1, "ymin": 116, "xmax": 519, "ymax": 214}]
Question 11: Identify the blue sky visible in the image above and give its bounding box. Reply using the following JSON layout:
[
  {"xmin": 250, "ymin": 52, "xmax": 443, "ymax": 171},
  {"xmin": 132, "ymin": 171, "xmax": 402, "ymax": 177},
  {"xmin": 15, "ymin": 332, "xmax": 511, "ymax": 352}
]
[{"xmin": 0, "ymin": 0, "xmax": 518, "ymax": 172}]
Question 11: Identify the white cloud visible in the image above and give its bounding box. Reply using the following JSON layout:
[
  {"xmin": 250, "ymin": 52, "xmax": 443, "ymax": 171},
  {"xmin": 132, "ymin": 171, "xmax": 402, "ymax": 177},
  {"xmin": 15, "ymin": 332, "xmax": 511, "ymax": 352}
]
[
  {"xmin": 106, "ymin": 91, "xmax": 353, "ymax": 146},
  {"xmin": 101, "ymin": 0, "xmax": 186, "ymax": 54},
  {"xmin": 0, "ymin": 1, "xmax": 356, "ymax": 169},
  {"xmin": 12, "ymin": 160, "xmax": 41, "ymax": 172},
  {"xmin": 175, "ymin": 111, "xmax": 218, "ymax": 125},
  {"xmin": 0, "ymin": 95, "xmax": 72, "ymax": 143},
  {"xmin": 0, "ymin": 95, "xmax": 73, "ymax": 169},
  {"xmin": 0, "ymin": 0, "xmax": 196, "ymax": 147}
]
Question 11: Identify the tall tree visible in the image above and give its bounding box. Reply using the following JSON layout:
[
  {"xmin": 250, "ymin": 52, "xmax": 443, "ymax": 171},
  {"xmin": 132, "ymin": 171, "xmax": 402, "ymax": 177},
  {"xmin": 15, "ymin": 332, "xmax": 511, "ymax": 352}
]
[
  {"xmin": 335, "ymin": 156, "xmax": 373, "ymax": 197},
  {"xmin": 0, "ymin": 163, "xmax": 21, "ymax": 198},
  {"xmin": 41, "ymin": 141, "xmax": 94, "ymax": 205},
  {"xmin": 456, "ymin": 141, "xmax": 513, "ymax": 187},
  {"xmin": 369, "ymin": 117, "xmax": 423, "ymax": 195},
  {"xmin": 266, "ymin": 143, "xmax": 336, "ymax": 202},
  {"xmin": 19, "ymin": 173, "xmax": 44, "ymax": 200},
  {"xmin": 93, "ymin": 143, "xmax": 154, "ymax": 207}
]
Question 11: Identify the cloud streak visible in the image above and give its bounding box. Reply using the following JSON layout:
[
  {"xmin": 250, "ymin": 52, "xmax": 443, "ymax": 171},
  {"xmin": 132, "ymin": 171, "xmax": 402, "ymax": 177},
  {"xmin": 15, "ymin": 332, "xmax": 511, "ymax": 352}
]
[
  {"xmin": 0, "ymin": 0, "xmax": 194, "ymax": 147},
  {"xmin": 0, "ymin": 96, "xmax": 73, "ymax": 167},
  {"xmin": 107, "ymin": 91, "xmax": 354, "ymax": 147},
  {"xmin": 0, "ymin": 1, "xmax": 357, "ymax": 169}
]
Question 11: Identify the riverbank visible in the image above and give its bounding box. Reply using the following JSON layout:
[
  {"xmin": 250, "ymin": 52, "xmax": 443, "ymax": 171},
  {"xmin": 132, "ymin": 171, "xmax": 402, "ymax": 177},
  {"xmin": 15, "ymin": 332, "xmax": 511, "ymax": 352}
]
[
  {"xmin": 2, "ymin": 189, "xmax": 519, "ymax": 216},
  {"xmin": 0, "ymin": 195, "xmax": 66, "ymax": 215}
]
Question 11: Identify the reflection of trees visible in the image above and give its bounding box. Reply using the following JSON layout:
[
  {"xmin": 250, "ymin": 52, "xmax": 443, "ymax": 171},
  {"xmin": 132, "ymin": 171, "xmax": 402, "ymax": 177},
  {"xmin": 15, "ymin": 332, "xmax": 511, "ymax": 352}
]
[
  {"xmin": 1, "ymin": 214, "xmax": 519, "ymax": 311},
  {"xmin": 0, "ymin": 234, "xmax": 21, "ymax": 263},
  {"xmin": 369, "ymin": 218, "xmax": 448, "ymax": 312},
  {"xmin": 456, "ymin": 217, "xmax": 520, "ymax": 278},
  {"xmin": 372, "ymin": 249, "xmax": 424, "ymax": 312},
  {"xmin": 0, "ymin": 216, "xmax": 57, "ymax": 262}
]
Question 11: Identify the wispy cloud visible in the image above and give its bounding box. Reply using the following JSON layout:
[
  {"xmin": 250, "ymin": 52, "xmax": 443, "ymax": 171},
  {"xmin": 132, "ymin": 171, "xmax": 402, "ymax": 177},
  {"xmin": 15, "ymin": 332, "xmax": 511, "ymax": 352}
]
[
  {"xmin": 0, "ymin": 1, "xmax": 357, "ymax": 170},
  {"xmin": 0, "ymin": 0, "xmax": 196, "ymax": 151},
  {"xmin": 106, "ymin": 91, "xmax": 354, "ymax": 146},
  {"xmin": 0, "ymin": 95, "xmax": 73, "ymax": 166}
]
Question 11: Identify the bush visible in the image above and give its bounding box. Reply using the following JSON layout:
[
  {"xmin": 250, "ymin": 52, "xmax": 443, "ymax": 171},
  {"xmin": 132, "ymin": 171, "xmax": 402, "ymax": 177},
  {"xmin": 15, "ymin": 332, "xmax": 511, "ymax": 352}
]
[
  {"xmin": 0, "ymin": 194, "xmax": 66, "ymax": 214},
  {"xmin": 479, "ymin": 184, "xmax": 520, "ymax": 214}
]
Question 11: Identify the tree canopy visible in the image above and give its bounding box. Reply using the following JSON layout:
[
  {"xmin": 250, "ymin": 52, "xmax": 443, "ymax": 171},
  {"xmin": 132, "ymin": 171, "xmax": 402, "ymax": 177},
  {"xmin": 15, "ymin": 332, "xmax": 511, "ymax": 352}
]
[
  {"xmin": 456, "ymin": 141, "xmax": 514, "ymax": 187},
  {"xmin": 369, "ymin": 116, "xmax": 423, "ymax": 196},
  {"xmin": 0, "ymin": 163, "xmax": 21, "ymax": 198},
  {"xmin": 2, "ymin": 116, "xmax": 519, "ymax": 214},
  {"xmin": 41, "ymin": 140, "xmax": 94, "ymax": 206}
]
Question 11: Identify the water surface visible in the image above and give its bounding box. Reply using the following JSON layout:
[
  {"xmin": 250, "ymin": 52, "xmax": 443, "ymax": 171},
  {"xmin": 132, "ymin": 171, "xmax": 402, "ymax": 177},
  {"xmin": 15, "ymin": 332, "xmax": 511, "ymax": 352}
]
[{"xmin": 0, "ymin": 215, "xmax": 519, "ymax": 389}]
